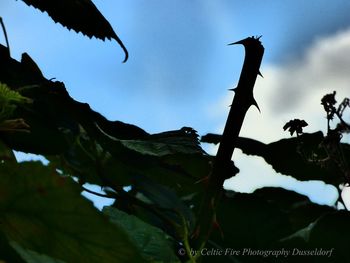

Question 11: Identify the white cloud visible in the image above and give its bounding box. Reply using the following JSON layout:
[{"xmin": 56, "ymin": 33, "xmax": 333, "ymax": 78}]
[
  {"xmin": 209, "ymin": 29, "xmax": 350, "ymax": 204},
  {"xmin": 268, "ymin": 29, "xmax": 350, "ymax": 114}
]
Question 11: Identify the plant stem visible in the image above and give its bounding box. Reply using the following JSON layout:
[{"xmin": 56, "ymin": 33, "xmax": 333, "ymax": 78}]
[
  {"xmin": 81, "ymin": 185, "xmax": 116, "ymax": 199},
  {"xmin": 192, "ymin": 36, "xmax": 264, "ymax": 252},
  {"xmin": 0, "ymin": 17, "xmax": 10, "ymax": 55}
]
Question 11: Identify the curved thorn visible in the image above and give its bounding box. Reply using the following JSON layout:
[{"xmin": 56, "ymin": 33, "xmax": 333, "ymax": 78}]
[{"xmin": 252, "ymin": 98, "xmax": 261, "ymax": 112}]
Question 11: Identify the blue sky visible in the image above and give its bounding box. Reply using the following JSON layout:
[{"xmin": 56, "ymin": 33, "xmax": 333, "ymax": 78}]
[{"xmin": 1, "ymin": 1, "xmax": 350, "ymax": 207}]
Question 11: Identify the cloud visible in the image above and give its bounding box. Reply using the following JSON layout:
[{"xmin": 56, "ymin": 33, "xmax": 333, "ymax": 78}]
[{"xmin": 268, "ymin": 29, "xmax": 350, "ymax": 113}]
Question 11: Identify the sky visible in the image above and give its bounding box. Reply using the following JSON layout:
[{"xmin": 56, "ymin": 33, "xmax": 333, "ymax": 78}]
[{"xmin": 1, "ymin": 0, "xmax": 350, "ymax": 208}]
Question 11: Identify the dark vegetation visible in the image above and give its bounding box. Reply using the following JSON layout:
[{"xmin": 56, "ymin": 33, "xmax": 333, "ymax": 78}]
[{"xmin": 0, "ymin": 1, "xmax": 349, "ymax": 262}]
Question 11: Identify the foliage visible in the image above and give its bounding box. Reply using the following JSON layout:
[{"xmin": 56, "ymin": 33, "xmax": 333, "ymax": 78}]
[
  {"xmin": 0, "ymin": 2, "xmax": 349, "ymax": 262},
  {"xmin": 19, "ymin": 0, "xmax": 128, "ymax": 61}
]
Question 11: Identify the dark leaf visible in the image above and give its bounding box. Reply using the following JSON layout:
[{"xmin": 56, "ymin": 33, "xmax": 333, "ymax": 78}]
[
  {"xmin": 120, "ymin": 127, "xmax": 203, "ymax": 157},
  {"xmin": 250, "ymin": 188, "xmax": 335, "ymax": 232},
  {"xmin": 201, "ymin": 133, "xmax": 222, "ymax": 145},
  {"xmin": 1, "ymin": 106, "xmax": 72, "ymax": 155},
  {"xmin": 286, "ymin": 202, "xmax": 335, "ymax": 233},
  {"xmin": 202, "ymin": 132, "xmax": 349, "ymax": 185},
  {"xmin": 0, "ymin": 48, "xmax": 145, "ymax": 154},
  {"xmin": 132, "ymin": 175, "xmax": 196, "ymax": 236},
  {"xmin": 103, "ymin": 206, "xmax": 179, "ymax": 262},
  {"xmin": 280, "ymin": 211, "xmax": 350, "ymax": 262},
  {"xmin": 0, "ymin": 47, "xmax": 211, "ymax": 244},
  {"xmin": 205, "ymin": 188, "xmax": 335, "ymax": 262},
  {"xmin": 0, "ymin": 161, "xmax": 143, "ymax": 262},
  {"xmin": 20, "ymin": 0, "xmax": 128, "ymax": 61},
  {"xmin": 0, "ymin": 45, "xmax": 46, "ymax": 89},
  {"xmin": 207, "ymin": 190, "xmax": 291, "ymax": 260}
]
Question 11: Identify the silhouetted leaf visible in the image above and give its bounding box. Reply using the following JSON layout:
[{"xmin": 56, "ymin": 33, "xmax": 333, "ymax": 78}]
[
  {"xmin": 202, "ymin": 132, "xmax": 350, "ymax": 185},
  {"xmin": 280, "ymin": 211, "xmax": 350, "ymax": 262},
  {"xmin": 119, "ymin": 127, "xmax": 203, "ymax": 157},
  {"xmin": 201, "ymin": 133, "xmax": 222, "ymax": 145},
  {"xmin": 204, "ymin": 187, "xmax": 336, "ymax": 262},
  {"xmin": 0, "ymin": 45, "xmax": 46, "ymax": 89},
  {"xmin": 20, "ymin": 0, "xmax": 128, "ymax": 61},
  {"xmin": 133, "ymin": 176, "xmax": 187, "ymax": 214},
  {"xmin": 208, "ymin": 191, "xmax": 291, "ymax": 258},
  {"xmin": 250, "ymin": 188, "xmax": 335, "ymax": 232},
  {"xmin": 251, "ymin": 187, "xmax": 309, "ymax": 208},
  {"xmin": 1, "ymin": 106, "xmax": 71, "ymax": 155},
  {"xmin": 0, "ymin": 45, "xmax": 213, "ymax": 253},
  {"xmin": 286, "ymin": 202, "xmax": 335, "ymax": 233},
  {"xmin": 49, "ymin": 128, "xmax": 210, "ymax": 198},
  {"xmin": 0, "ymin": 161, "xmax": 143, "ymax": 263},
  {"xmin": 103, "ymin": 206, "xmax": 179, "ymax": 262},
  {"xmin": 0, "ymin": 48, "xmax": 142, "ymax": 154}
]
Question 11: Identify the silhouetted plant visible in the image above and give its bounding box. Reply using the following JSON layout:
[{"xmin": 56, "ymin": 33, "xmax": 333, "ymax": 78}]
[
  {"xmin": 283, "ymin": 119, "xmax": 308, "ymax": 136},
  {"xmin": 0, "ymin": 2, "xmax": 349, "ymax": 262}
]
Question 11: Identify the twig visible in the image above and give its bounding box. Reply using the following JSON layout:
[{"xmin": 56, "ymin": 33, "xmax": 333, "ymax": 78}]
[
  {"xmin": 0, "ymin": 17, "xmax": 11, "ymax": 55},
  {"xmin": 81, "ymin": 185, "xmax": 116, "ymax": 199}
]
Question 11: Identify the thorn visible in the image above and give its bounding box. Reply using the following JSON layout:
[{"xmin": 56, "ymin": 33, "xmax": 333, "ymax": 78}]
[
  {"xmin": 228, "ymin": 87, "xmax": 237, "ymax": 92},
  {"xmin": 258, "ymin": 70, "xmax": 264, "ymax": 78},
  {"xmin": 252, "ymin": 98, "xmax": 261, "ymax": 112},
  {"xmin": 228, "ymin": 40, "xmax": 243, "ymax": 46},
  {"xmin": 228, "ymin": 35, "xmax": 263, "ymax": 46}
]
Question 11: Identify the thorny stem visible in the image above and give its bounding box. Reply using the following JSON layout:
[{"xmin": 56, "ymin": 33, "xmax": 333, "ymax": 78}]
[{"xmin": 192, "ymin": 37, "xmax": 264, "ymax": 254}]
